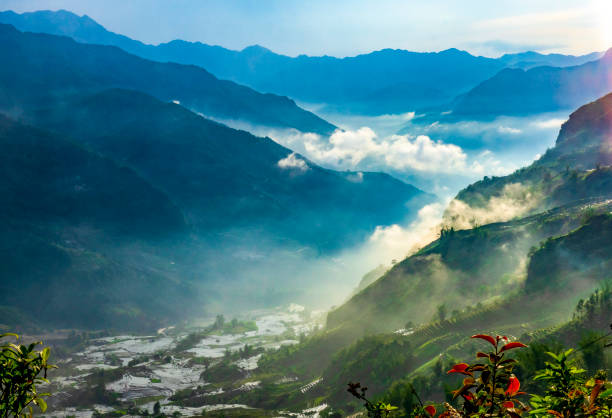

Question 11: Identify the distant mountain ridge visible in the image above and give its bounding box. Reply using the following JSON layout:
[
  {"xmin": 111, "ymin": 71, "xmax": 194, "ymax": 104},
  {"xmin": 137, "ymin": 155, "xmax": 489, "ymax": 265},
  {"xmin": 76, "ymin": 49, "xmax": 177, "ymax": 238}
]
[
  {"xmin": 0, "ymin": 21, "xmax": 335, "ymax": 134},
  {"xmin": 0, "ymin": 9, "xmax": 602, "ymax": 115},
  {"xmin": 498, "ymin": 50, "xmax": 603, "ymax": 69},
  {"xmin": 452, "ymin": 49, "xmax": 612, "ymax": 117}
]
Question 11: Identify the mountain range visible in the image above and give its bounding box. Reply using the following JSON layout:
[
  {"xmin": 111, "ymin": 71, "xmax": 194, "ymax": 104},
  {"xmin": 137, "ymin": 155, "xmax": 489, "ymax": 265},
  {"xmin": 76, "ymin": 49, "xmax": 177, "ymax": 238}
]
[
  {"xmin": 0, "ymin": 22, "xmax": 434, "ymax": 330},
  {"xmin": 0, "ymin": 9, "xmax": 603, "ymax": 116},
  {"xmin": 0, "ymin": 22, "xmax": 334, "ymax": 135},
  {"xmin": 451, "ymin": 49, "xmax": 612, "ymax": 117}
]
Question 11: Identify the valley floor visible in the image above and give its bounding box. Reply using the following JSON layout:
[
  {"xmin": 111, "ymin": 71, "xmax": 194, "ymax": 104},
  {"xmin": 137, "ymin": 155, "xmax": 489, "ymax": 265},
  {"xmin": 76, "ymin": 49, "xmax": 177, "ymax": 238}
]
[{"xmin": 41, "ymin": 305, "xmax": 328, "ymax": 418}]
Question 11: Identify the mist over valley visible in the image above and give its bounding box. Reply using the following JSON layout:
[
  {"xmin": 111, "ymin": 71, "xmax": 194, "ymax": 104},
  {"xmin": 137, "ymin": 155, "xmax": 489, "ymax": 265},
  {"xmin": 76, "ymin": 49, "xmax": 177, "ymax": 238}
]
[{"xmin": 1, "ymin": 3, "xmax": 612, "ymax": 417}]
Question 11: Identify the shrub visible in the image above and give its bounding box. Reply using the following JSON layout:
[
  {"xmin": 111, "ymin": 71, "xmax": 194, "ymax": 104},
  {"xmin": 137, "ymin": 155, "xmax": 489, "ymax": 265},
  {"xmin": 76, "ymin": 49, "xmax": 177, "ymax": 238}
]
[{"xmin": 0, "ymin": 333, "xmax": 55, "ymax": 417}]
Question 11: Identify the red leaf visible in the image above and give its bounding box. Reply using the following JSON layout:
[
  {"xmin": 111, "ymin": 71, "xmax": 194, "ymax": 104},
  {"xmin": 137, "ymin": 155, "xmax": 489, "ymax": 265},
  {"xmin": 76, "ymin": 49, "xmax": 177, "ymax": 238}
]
[
  {"xmin": 447, "ymin": 363, "xmax": 470, "ymax": 375},
  {"xmin": 506, "ymin": 375, "xmax": 520, "ymax": 396},
  {"xmin": 471, "ymin": 334, "xmax": 496, "ymax": 347},
  {"xmin": 424, "ymin": 405, "xmax": 436, "ymax": 417},
  {"xmin": 503, "ymin": 401, "xmax": 515, "ymax": 409},
  {"xmin": 476, "ymin": 352, "xmax": 489, "ymax": 358},
  {"xmin": 462, "ymin": 392, "xmax": 473, "ymax": 401},
  {"xmin": 499, "ymin": 342, "xmax": 527, "ymax": 353}
]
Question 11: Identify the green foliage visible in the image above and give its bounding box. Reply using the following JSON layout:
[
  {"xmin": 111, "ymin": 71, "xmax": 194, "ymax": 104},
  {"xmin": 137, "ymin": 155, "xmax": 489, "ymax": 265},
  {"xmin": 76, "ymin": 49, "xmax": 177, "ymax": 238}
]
[
  {"xmin": 445, "ymin": 334, "xmax": 529, "ymax": 416},
  {"xmin": 199, "ymin": 361, "xmax": 244, "ymax": 383},
  {"xmin": 213, "ymin": 315, "xmax": 225, "ymax": 330},
  {"xmin": 514, "ymin": 341, "xmax": 564, "ymax": 394},
  {"xmin": 350, "ymin": 326, "xmax": 612, "ymax": 417},
  {"xmin": 435, "ymin": 304, "xmax": 448, "ymax": 322},
  {"xmin": 0, "ymin": 333, "xmax": 55, "ymax": 417},
  {"xmin": 579, "ymin": 332, "xmax": 608, "ymax": 374},
  {"xmin": 325, "ymin": 335, "xmax": 416, "ymax": 400},
  {"xmin": 530, "ymin": 349, "xmax": 612, "ymax": 416},
  {"xmin": 573, "ymin": 285, "xmax": 612, "ymax": 324},
  {"xmin": 127, "ymin": 354, "xmax": 150, "ymax": 367},
  {"xmin": 347, "ymin": 382, "xmax": 399, "ymax": 417}
]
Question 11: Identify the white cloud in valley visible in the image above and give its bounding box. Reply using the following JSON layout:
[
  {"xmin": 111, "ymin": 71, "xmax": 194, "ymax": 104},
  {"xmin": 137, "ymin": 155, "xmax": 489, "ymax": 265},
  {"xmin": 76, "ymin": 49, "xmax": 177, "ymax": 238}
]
[
  {"xmin": 300, "ymin": 128, "xmax": 505, "ymax": 176},
  {"xmin": 277, "ymin": 152, "xmax": 310, "ymax": 172},
  {"xmin": 368, "ymin": 201, "xmax": 446, "ymax": 260},
  {"xmin": 204, "ymin": 110, "xmax": 565, "ymax": 198}
]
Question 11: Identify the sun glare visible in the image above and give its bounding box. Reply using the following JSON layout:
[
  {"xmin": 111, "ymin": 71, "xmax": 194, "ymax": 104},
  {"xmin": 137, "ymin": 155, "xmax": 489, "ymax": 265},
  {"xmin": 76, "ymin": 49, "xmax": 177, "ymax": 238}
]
[{"xmin": 594, "ymin": 0, "xmax": 612, "ymax": 49}]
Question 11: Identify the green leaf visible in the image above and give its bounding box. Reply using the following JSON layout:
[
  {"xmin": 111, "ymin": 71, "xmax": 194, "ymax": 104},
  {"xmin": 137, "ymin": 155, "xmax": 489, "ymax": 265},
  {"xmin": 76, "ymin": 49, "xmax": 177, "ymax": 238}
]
[
  {"xmin": 35, "ymin": 398, "xmax": 47, "ymax": 412},
  {"xmin": 600, "ymin": 388, "xmax": 612, "ymax": 398},
  {"xmin": 546, "ymin": 352, "xmax": 561, "ymax": 362},
  {"xmin": 41, "ymin": 348, "xmax": 50, "ymax": 363}
]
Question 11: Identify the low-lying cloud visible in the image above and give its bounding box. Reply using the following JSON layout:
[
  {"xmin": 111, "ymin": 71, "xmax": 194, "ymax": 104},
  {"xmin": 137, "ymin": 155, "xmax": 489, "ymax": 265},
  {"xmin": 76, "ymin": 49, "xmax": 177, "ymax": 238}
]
[
  {"xmin": 444, "ymin": 182, "xmax": 540, "ymax": 230},
  {"xmin": 300, "ymin": 128, "xmax": 507, "ymax": 176},
  {"xmin": 368, "ymin": 201, "xmax": 446, "ymax": 260},
  {"xmin": 278, "ymin": 152, "xmax": 310, "ymax": 172},
  {"xmin": 200, "ymin": 108, "xmax": 565, "ymax": 199}
]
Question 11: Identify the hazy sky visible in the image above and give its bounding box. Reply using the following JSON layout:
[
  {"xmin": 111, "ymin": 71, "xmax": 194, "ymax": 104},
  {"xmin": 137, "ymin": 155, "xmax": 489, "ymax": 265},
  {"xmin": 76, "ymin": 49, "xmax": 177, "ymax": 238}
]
[{"xmin": 1, "ymin": 0, "xmax": 611, "ymax": 57}]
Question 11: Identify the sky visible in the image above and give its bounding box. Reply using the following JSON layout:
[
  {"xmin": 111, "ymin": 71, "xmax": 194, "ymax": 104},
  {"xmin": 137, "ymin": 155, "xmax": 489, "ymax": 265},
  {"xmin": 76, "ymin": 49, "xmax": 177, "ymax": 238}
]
[{"xmin": 1, "ymin": 0, "xmax": 611, "ymax": 57}]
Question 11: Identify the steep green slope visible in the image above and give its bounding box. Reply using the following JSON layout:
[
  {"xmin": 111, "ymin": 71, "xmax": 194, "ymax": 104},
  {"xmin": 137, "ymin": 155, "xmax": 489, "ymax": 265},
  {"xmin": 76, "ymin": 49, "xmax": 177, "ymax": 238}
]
[
  {"xmin": 526, "ymin": 213, "xmax": 612, "ymax": 293},
  {"xmin": 15, "ymin": 88, "xmax": 430, "ymax": 250},
  {"xmin": 0, "ymin": 115, "xmax": 194, "ymax": 331},
  {"xmin": 327, "ymin": 201, "xmax": 607, "ymax": 336},
  {"xmin": 455, "ymin": 92, "xmax": 612, "ymax": 211},
  {"xmin": 0, "ymin": 23, "xmax": 335, "ymax": 134}
]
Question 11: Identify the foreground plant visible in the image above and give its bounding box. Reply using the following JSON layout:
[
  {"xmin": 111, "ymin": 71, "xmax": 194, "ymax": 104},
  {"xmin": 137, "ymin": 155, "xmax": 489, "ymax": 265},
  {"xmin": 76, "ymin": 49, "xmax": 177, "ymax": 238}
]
[
  {"xmin": 445, "ymin": 334, "xmax": 528, "ymax": 416},
  {"xmin": 349, "ymin": 330, "xmax": 612, "ymax": 417},
  {"xmin": 529, "ymin": 349, "xmax": 612, "ymax": 417},
  {"xmin": 348, "ymin": 381, "xmax": 435, "ymax": 417},
  {"xmin": 348, "ymin": 382, "xmax": 399, "ymax": 417},
  {"xmin": 0, "ymin": 333, "xmax": 55, "ymax": 417}
]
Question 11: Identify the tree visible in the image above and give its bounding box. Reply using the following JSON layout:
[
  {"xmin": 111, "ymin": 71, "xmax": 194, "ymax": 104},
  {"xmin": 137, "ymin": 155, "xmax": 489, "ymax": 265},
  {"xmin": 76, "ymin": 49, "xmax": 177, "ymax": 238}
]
[
  {"xmin": 530, "ymin": 349, "xmax": 612, "ymax": 416},
  {"xmin": 0, "ymin": 333, "xmax": 55, "ymax": 417},
  {"xmin": 435, "ymin": 304, "xmax": 447, "ymax": 322},
  {"xmin": 214, "ymin": 314, "xmax": 225, "ymax": 330}
]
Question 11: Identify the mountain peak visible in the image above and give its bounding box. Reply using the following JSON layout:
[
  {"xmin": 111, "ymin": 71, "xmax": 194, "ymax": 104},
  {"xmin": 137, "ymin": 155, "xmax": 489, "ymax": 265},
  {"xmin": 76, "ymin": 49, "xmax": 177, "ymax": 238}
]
[
  {"xmin": 440, "ymin": 47, "xmax": 470, "ymax": 56},
  {"xmin": 241, "ymin": 44, "xmax": 272, "ymax": 55}
]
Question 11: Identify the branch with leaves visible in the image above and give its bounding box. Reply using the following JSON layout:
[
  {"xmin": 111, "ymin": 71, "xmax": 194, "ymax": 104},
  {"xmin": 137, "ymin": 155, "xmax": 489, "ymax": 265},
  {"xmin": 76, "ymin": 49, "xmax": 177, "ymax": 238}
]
[{"xmin": 0, "ymin": 333, "xmax": 56, "ymax": 418}]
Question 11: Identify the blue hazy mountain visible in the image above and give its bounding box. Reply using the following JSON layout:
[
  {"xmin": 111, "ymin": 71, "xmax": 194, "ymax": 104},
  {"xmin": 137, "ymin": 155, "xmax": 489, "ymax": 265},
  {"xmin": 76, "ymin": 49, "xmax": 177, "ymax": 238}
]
[
  {"xmin": 498, "ymin": 50, "xmax": 603, "ymax": 69},
  {"xmin": 0, "ymin": 101, "xmax": 423, "ymax": 330},
  {"xmin": 0, "ymin": 88, "xmax": 431, "ymax": 329},
  {"xmin": 0, "ymin": 22, "xmax": 335, "ymax": 135},
  {"xmin": 0, "ymin": 89, "xmax": 431, "ymax": 331},
  {"xmin": 0, "ymin": 114, "xmax": 198, "ymax": 330},
  {"xmin": 452, "ymin": 49, "xmax": 612, "ymax": 117},
  {"xmin": 14, "ymin": 88, "xmax": 430, "ymax": 250},
  {"xmin": 0, "ymin": 16, "xmax": 439, "ymax": 330},
  {"xmin": 0, "ymin": 9, "xmax": 601, "ymax": 115}
]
